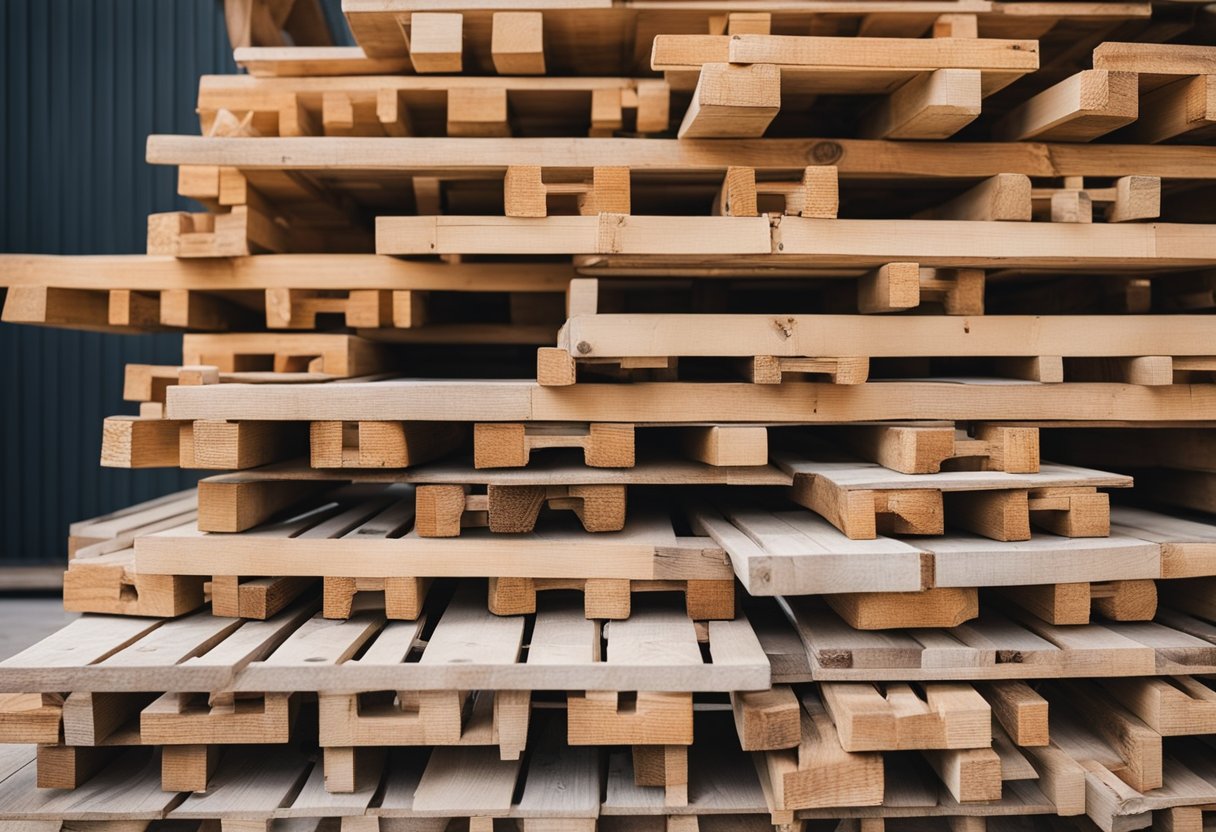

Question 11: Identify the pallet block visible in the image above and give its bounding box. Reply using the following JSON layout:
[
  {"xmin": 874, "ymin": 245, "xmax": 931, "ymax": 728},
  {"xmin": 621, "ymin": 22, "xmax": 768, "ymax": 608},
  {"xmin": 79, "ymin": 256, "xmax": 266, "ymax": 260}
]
[
  {"xmin": 473, "ymin": 423, "xmax": 635, "ymax": 469},
  {"xmin": 210, "ymin": 575, "xmax": 316, "ymax": 619},
  {"xmin": 415, "ymin": 483, "xmax": 627, "ymax": 535},
  {"xmin": 731, "ymin": 686, "xmax": 801, "ymax": 752},
  {"xmin": 568, "ymin": 691, "xmax": 693, "ymax": 747},
  {"xmin": 715, "ymin": 166, "xmax": 838, "ymax": 219},
  {"xmin": 63, "ymin": 547, "xmax": 206, "ymax": 617},
  {"xmin": 486, "ymin": 576, "xmax": 734, "ymax": 620},
  {"xmin": 998, "ymin": 70, "xmax": 1139, "ymax": 141},
  {"xmin": 0, "ymin": 693, "xmax": 62, "ymax": 744},
  {"xmin": 322, "ymin": 577, "xmax": 430, "ymax": 620},
  {"xmin": 823, "ymin": 587, "xmax": 980, "ymax": 630}
]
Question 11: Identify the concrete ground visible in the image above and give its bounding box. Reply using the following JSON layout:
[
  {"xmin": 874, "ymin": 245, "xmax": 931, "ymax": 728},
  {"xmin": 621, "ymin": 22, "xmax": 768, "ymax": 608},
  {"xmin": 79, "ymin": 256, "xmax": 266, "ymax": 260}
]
[{"xmin": 0, "ymin": 597, "xmax": 77, "ymax": 660}]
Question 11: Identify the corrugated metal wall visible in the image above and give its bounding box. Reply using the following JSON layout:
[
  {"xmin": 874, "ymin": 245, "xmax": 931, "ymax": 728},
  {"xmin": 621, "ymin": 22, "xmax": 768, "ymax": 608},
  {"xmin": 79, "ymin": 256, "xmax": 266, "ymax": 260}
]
[{"xmin": 0, "ymin": 0, "xmax": 350, "ymax": 567}]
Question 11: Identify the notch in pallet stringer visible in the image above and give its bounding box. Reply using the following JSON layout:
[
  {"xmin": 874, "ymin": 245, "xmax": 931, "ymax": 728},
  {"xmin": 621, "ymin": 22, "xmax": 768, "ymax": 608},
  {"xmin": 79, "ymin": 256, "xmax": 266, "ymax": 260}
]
[
  {"xmin": 747, "ymin": 355, "xmax": 869, "ymax": 385},
  {"xmin": 504, "ymin": 166, "xmax": 631, "ymax": 218},
  {"xmin": 473, "ymin": 423, "xmax": 635, "ymax": 469},
  {"xmin": 323, "ymin": 576, "xmax": 430, "ymax": 620},
  {"xmin": 716, "ymin": 165, "xmax": 838, "ymax": 219},
  {"xmin": 416, "ymin": 483, "xmax": 627, "ymax": 536}
]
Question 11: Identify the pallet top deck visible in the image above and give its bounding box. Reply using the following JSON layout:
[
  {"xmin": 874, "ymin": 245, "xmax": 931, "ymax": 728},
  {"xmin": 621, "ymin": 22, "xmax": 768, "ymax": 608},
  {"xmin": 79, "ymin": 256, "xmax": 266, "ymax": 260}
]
[{"xmin": 0, "ymin": 588, "xmax": 769, "ymax": 694}]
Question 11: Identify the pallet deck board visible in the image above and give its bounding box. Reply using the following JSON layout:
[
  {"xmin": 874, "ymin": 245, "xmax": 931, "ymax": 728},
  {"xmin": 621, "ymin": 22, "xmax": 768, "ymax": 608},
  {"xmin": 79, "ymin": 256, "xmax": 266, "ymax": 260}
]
[{"xmin": 164, "ymin": 378, "xmax": 1216, "ymax": 423}]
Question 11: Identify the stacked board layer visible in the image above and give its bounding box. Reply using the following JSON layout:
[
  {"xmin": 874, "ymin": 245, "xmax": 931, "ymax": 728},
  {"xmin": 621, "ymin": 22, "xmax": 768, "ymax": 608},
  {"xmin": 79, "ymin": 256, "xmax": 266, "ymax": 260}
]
[{"xmin": 1, "ymin": 1, "xmax": 1216, "ymax": 831}]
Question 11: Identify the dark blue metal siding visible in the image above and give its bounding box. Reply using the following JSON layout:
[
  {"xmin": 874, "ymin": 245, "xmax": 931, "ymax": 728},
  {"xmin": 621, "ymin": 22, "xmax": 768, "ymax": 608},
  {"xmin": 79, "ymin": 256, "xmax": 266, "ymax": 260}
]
[{"xmin": 0, "ymin": 0, "xmax": 272, "ymax": 566}]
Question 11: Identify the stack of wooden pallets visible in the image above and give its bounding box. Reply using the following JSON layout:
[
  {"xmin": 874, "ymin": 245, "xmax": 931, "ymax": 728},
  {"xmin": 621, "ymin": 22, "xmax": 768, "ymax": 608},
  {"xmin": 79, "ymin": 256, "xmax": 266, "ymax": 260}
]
[{"xmin": 2, "ymin": 0, "xmax": 1216, "ymax": 829}]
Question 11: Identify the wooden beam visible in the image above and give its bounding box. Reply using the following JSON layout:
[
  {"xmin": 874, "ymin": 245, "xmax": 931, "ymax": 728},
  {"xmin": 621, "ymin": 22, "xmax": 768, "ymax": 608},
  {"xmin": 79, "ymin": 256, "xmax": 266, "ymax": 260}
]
[
  {"xmin": 861, "ymin": 69, "xmax": 981, "ymax": 139},
  {"xmin": 998, "ymin": 70, "xmax": 1138, "ymax": 141}
]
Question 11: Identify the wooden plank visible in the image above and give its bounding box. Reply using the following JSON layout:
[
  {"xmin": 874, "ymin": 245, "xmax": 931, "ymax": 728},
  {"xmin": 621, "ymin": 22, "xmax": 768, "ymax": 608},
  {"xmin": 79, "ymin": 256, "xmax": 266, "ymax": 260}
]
[
  {"xmin": 411, "ymin": 747, "xmax": 519, "ymax": 817},
  {"xmin": 164, "ymin": 379, "xmax": 1216, "ymax": 423},
  {"xmin": 690, "ymin": 505, "xmax": 925, "ymax": 596},
  {"xmin": 376, "ymin": 215, "xmax": 773, "ymax": 256},
  {"xmin": 144, "ymin": 135, "xmax": 1216, "ymax": 181},
  {"xmin": 998, "ymin": 70, "xmax": 1138, "ymax": 141},
  {"xmin": 560, "ymin": 314, "xmax": 1216, "ymax": 359}
]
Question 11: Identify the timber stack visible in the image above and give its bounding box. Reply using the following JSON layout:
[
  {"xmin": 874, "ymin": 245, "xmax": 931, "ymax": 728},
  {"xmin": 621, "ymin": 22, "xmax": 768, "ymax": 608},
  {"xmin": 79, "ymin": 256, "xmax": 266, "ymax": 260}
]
[{"xmin": 2, "ymin": 0, "xmax": 1216, "ymax": 830}]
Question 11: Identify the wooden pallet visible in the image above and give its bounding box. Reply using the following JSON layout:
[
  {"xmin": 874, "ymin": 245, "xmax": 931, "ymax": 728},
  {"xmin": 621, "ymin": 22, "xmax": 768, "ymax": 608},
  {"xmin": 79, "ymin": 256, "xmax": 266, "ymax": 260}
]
[
  {"xmin": 0, "ymin": 254, "xmax": 572, "ymax": 335},
  {"xmin": 775, "ymin": 455, "xmax": 1128, "ymax": 541},
  {"xmin": 0, "ymin": 590, "xmax": 769, "ymax": 695},
  {"xmin": 339, "ymin": 0, "xmax": 1150, "ymax": 76}
]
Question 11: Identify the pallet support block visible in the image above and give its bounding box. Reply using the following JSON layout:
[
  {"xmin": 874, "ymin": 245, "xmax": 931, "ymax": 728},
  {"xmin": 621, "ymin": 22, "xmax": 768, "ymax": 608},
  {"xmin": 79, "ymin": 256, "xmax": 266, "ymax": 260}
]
[
  {"xmin": 491, "ymin": 12, "xmax": 545, "ymax": 75},
  {"xmin": 680, "ymin": 425, "xmax": 768, "ymax": 467},
  {"xmin": 678, "ymin": 63, "xmax": 780, "ymax": 139},
  {"xmin": 310, "ymin": 421, "xmax": 464, "ymax": 468},
  {"xmin": 474, "ymin": 423, "xmax": 634, "ymax": 468},
  {"xmin": 162, "ymin": 744, "xmax": 221, "ymax": 793},
  {"xmin": 790, "ymin": 476, "xmax": 943, "ymax": 539},
  {"xmin": 447, "ymin": 88, "xmax": 509, "ymax": 138},
  {"xmin": 732, "ymin": 686, "xmax": 801, "ymax": 751},
  {"xmin": 862, "ymin": 68, "xmax": 982, "ymax": 139},
  {"xmin": 323, "ymin": 576, "xmax": 429, "ymax": 620},
  {"xmin": 824, "ymin": 587, "xmax": 980, "ymax": 630},
  {"xmin": 631, "ymin": 743, "xmax": 689, "ymax": 807},
  {"xmin": 504, "ymin": 166, "xmax": 630, "ymax": 218},
  {"xmin": 408, "ymin": 13, "xmax": 462, "ymax": 73},
  {"xmin": 998, "ymin": 70, "xmax": 1138, "ymax": 141}
]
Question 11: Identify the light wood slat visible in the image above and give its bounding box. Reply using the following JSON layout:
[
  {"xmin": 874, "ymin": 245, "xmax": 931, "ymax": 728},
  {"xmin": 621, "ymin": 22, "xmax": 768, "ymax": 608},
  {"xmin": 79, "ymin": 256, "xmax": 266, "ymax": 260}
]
[
  {"xmin": 776, "ymin": 457, "xmax": 1131, "ymax": 491},
  {"xmin": 231, "ymin": 594, "xmax": 767, "ymax": 693},
  {"xmin": 562, "ymin": 314, "xmax": 1216, "ymax": 359},
  {"xmin": 224, "ymin": 456, "xmax": 790, "ymax": 487},
  {"xmin": 137, "ymin": 508, "xmax": 723, "ymax": 581},
  {"xmin": 0, "ymin": 616, "xmax": 162, "ymax": 674},
  {"xmin": 170, "ymin": 748, "xmax": 313, "ymax": 818},
  {"xmin": 1112, "ymin": 507, "xmax": 1216, "ymax": 580},
  {"xmin": 606, "ymin": 599, "xmax": 702, "ymax": 666},
  {"xmin": 164, "ymin": 379, "xmax": 1216, "ymax": 424},
  {"xmin": 0, "ymin": 749, "xmax": 174, "ymax": 820},
  {"xmin": 0, "ymin": 254, "xmax": 572, "ymax": 291},
  {"xmin": 515, "ymin": 716, "xmax": 600, "ymax": 818},
  {"xmin": 282, "ymin": 762, "xmax": 376, "ymax": 817},
  {"xmin": 377, "ymin": 215, "xmax": 773, "ymax": 256},
  {"xmin": 691, "ymin": 506, "xmax": 924, "ymax": 595},
  {"xmin": 144, "ymin": 136, "xmax": 1216, "ymax": 181},
  {"xmin": 929, "ymin": 534, "xmax": 1159, "ymax": 587},
  {"xmin": 527, "ymin": 596, "xmax": 599, "ymax": 665},
  {"xmin": 411, "ymin": 746, "xmax": 520, "ymax": 816}
]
